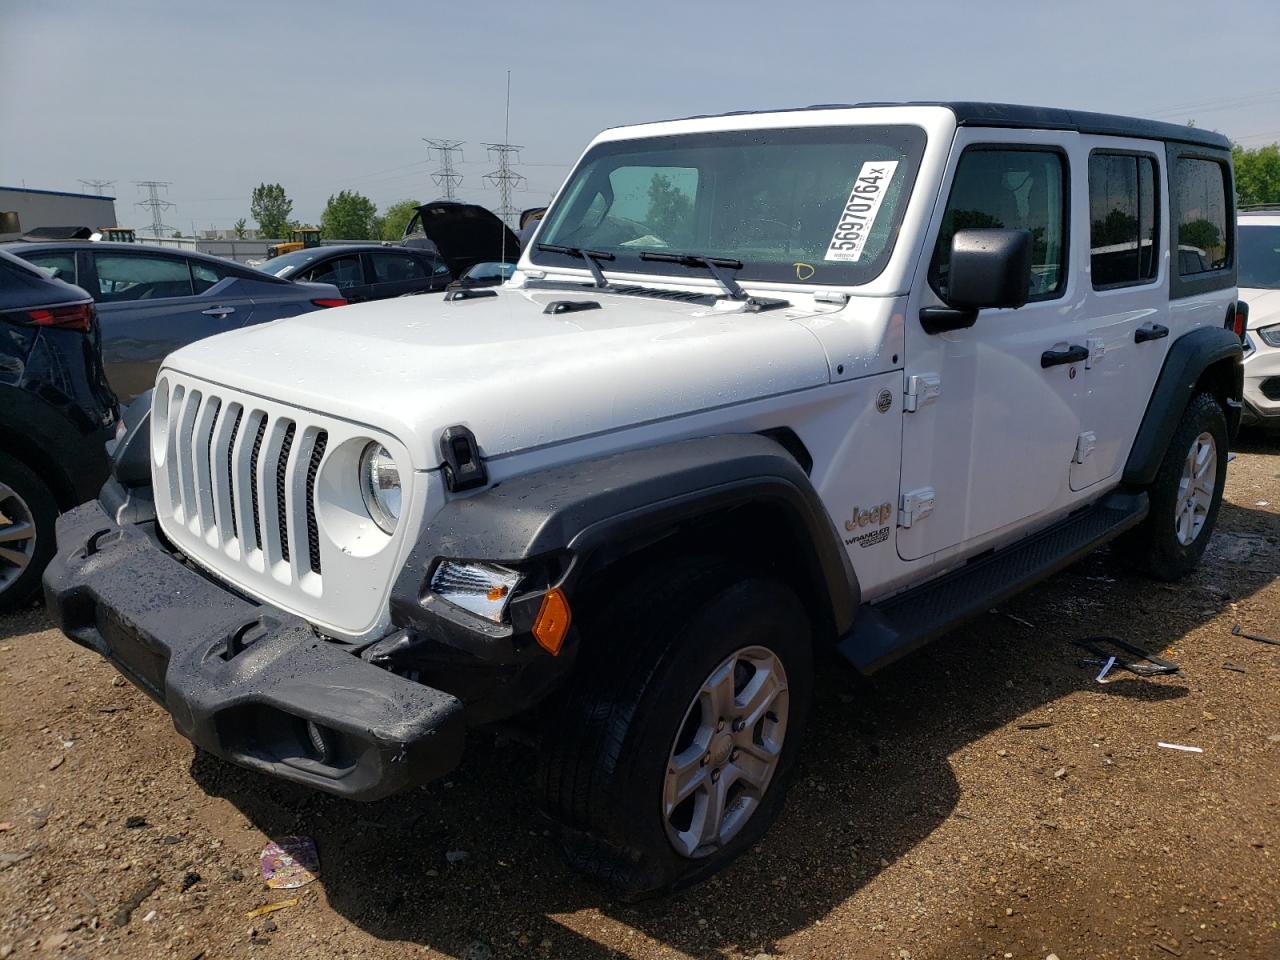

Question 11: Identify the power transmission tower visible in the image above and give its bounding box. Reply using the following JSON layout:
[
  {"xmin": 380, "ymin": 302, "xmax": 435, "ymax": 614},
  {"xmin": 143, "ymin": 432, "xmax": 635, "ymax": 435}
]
[
  {"xmin": 78, "ymin": 179, "xmax": 115, "ymax": 196},
  {"xmin": 482, "ymin": 143, "xmax": 526, "ymax": 227},
  {"xmin": 422, "ymin": 138, "xmax": 465, "ymax": 201},
  {"xmin": 134, "ymin": 181, "xmax": 175, "ymax": 238}
]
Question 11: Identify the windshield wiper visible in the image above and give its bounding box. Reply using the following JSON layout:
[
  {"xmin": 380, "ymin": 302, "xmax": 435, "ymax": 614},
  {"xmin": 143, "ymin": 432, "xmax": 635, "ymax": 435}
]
[
  {"xmin": 639, "ymin": 251, "xmax": 747, "ymax": 301},
  {"xmin": 535, "ymin": 243, "xmax": 615, "ymax": 289}
]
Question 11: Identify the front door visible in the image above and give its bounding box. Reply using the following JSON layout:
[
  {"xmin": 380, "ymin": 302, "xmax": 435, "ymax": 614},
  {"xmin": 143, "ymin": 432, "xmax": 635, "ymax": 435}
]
[
  {"xmin": 302, "ymin": 253, "xmax": 372, "ymax": 302},
  {"xmin": 898, "ymin": 134, "xmax": 1089, "ymax": 561}
]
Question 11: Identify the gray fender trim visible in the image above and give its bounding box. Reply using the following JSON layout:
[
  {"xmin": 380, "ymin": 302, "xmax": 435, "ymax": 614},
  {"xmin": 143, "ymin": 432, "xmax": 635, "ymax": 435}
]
[
  {"xmin": 390, "ymin": 434, "xmax": 860, "ymax": 638},
  {"xmin": 1122, "ymin": 326, "xmax": 1243, "ymax": 488}
]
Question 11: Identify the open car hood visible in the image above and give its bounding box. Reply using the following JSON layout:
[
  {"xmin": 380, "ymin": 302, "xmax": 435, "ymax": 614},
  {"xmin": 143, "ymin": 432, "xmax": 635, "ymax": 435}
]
[{"xmin": 403, "ymin": 201, "xmax": 521, "ymax": 276}]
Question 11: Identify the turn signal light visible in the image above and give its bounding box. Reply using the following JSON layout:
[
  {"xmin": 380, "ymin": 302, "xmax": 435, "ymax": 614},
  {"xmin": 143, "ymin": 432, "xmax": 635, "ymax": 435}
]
[
  {"xmin": 27, "ymin": 302, "xmax": 95, "ymax": 331},
  {"xmin": 532, "ymin": 588, "xmax": 572, "ymax": 656},
  {"xmin": 311, "ymin": 298, "xmax": 348, "ymax": 308}
]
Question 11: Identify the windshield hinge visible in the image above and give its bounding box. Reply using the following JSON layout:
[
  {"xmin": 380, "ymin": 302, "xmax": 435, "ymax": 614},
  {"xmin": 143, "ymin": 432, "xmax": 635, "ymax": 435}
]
[{"xmin": 813, "ymin": 290, "xmax": 849, "ymax": 306}]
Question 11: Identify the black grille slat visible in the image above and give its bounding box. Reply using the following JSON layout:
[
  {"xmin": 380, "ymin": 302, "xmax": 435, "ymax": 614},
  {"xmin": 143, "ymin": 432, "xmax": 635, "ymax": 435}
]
[
  {"xmin": 305, "ymin": 432, "xmax": 327, "ymax": 574},
  {"xmin": 276, "ymin": 423, "xmax": 296, "ymax": 562},
  {"xmin": 204, "ymin": 399, "xmax": 221, "ymax": 530},
  {"xmin": 249, "ymin": 415, "xmax": 267, "ymax": 549},
  {"xmin": 226, "ymin": 409, "xmax": 242, "ymax": 538}
]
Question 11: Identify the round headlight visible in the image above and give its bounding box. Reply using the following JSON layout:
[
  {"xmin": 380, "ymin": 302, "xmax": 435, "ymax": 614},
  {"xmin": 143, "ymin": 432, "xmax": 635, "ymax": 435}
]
[{"xmin": 359, "ymin": 442, "xmax": 401, "ymax": 533}]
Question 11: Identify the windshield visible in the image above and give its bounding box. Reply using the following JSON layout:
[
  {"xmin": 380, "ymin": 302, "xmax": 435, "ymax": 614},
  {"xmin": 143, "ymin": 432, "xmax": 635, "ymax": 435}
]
[
  {"xmin": 531, "ymin": 125, "xmax": 925, "ymax": 287},
  {"xmin": 1238, "ymin": 223, "xmax": 1280, "ymax": 289},
  {"xmin": 257, "ymin": 248, "xmax": 326, "ymax": 277}
]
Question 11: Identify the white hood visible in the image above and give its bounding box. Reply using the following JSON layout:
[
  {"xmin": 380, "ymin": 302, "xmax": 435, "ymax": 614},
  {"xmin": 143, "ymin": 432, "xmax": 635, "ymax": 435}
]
[
  {"xmin": 1241, "ymin": 287, "xmax": 1280, "ymax": 328},
  {"xmin": 160, "ymin": 286, "xmax": 832, "ymax": 470}
]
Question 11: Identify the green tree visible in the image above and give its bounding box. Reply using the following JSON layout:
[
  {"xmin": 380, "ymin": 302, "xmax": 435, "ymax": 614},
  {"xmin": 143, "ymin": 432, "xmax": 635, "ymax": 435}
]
[
  {"xmin": 378, "ymin": 199, "xmax": 421, "ymax": 241},
  {"xmin": 1179, "ymin": 217, "xmax": 1222, "ymax": 255},
  {"xmin": 1232, "ymin": 142, "xmax": 1280, "ymax": 206},
  {"xmin": 251, "ymin": 183, "xmax": 293, "ymax": 239},
  {"xmin": 321, "ymin": 189, "xmax": 378, "ymax": 240},
  {"xmin": 1092, "ymin": 208, "xmax": 1139, "ymax": 246},
  {"xmin": 646, "ymin": 174, "xmax": 693, "ymax": 238},
  {"xmin": 233, "ymin": 218, "xmax": 248, "ymax": 239}
]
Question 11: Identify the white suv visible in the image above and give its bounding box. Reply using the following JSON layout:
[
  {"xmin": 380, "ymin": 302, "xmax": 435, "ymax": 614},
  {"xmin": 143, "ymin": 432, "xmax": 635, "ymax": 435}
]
[
  {"xmin": 44, "ymin": 102, "xmax": 1245, "ymax": 898},
  {"xmin": 1238, "ymin": 206, "xmax": 1280, "ymax": 430}
]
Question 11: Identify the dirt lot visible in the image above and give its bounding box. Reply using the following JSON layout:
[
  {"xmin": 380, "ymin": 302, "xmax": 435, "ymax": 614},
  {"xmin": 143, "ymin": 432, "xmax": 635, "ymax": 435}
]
[{"xmin": 1, "ymin": 439, "xmax": 1277, "ymax": 960}]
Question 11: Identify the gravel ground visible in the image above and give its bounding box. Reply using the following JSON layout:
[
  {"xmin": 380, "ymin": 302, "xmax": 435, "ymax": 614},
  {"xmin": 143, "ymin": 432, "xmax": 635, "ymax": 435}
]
[{"xmin": 1, "ymin": 437, "xmax": 1277, "ymax": 960}]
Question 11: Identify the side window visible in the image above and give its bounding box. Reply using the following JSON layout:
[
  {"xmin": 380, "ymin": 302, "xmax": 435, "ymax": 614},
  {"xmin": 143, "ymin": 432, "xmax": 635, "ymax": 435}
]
[
  {"xmin": 930, "ymin": 148, "xmax": 1067, "ymax": 301},
  {"xmin": 191, "ymin": 260, "xmax": 233, "ymax": 295},
  {"xmin": 305, "ymin": 255, "xmax": 363, "ymax": 290},
  {"xmin": 94, "ymin": 254, "xmax": 193, "ymax": 302},
  {"xmin": 430, "ymin": 257, "xmax": 450, "ymax": 277},
  {"xmin": 1173, "ymin": 158, "xmax": 1230, "ymax": 276},
  {"xmin": 1089, "ymin": 153, "xmax": 1160, "ymax": 288},
  {"xmin": 370, "ymin": 252, "xmax": 429, "ymax": 283},
  {"xmin": 24, "ymin": 252, "xmax": 77, "ymax": 285}
]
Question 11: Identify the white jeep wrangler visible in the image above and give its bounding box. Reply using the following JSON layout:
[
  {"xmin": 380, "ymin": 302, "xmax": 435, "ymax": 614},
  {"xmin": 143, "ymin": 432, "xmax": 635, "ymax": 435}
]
[{"xmin": 45, "ymin": 102, "xmax": 1245, "ymax": 898}]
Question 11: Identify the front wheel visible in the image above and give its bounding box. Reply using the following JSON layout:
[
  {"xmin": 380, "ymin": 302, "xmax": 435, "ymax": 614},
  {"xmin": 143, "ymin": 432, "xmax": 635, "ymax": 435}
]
[
  {"xmin": 1119, "ymin": 392, "xmax": 1229, "ymax": 581},
  {"xmin": 538, "ymin": 562, "xmax": 813, "ymax": 899}
]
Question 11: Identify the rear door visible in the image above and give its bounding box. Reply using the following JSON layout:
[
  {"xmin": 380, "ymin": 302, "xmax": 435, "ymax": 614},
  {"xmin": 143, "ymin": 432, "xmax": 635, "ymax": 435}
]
[
  {"xmin": 1069, "ymin": 142, "xmax": 1169, "ymax": 490},
  {"xmin": 898, "ymin": 133, "xmax": 1089, "ymax": 561},
  {"xmin": 88, "ymin": 251, "xmax": 253, "ymax": 400}
]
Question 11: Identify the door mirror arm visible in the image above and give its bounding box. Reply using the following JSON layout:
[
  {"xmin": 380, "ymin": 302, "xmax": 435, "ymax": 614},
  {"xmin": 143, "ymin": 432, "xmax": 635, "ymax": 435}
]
[
  {"xmin": 920, "ymin": 228, "xmax": 1033, "ymax": 335},
  {"xmin": 919, "ymin": 305, "xmax": 978, "ymax": 334}
]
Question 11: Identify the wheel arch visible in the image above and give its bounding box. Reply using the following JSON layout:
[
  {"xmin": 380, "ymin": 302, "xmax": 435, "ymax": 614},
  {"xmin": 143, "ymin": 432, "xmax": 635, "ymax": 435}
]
[
  {"xmin": 389, "ymin": 433, "xmax": 860, "ymax": 646},
  {"xmin": 1123, "ymin": 326, "xmax": 1243, "ymax": 488}
]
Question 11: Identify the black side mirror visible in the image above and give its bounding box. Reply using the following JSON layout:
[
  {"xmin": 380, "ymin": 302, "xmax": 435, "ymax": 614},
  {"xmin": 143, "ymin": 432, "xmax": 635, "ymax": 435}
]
[{"xmin": 921, "ymin": 228, "xmax": 1032, "ymax": 334}]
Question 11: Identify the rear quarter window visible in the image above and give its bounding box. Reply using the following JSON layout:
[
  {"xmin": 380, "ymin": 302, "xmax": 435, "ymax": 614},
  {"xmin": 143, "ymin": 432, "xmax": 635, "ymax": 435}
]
[{"xmin": 1173, "ymin": 157, "xmax": 1231, "ymax": 276}]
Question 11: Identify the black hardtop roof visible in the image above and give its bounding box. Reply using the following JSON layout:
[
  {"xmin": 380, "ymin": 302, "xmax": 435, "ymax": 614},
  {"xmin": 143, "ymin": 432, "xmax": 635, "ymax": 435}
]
[{"xmin": 654, "ymin": 101, "xmax": 1231, "ymax": 150}]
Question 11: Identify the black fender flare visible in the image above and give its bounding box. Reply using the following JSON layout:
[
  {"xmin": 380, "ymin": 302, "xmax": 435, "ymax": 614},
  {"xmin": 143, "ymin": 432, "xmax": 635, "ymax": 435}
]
[
  {"xmin": 1123, "ymin": 326, "xmax": 1243, "ymax": 488},
  {"xmin": 389, "ymin": 433, "xmax": 860, "ymax": 641}
]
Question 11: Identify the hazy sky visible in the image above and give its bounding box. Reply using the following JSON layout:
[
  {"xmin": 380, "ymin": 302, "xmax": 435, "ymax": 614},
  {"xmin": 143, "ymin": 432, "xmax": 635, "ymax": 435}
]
[{"xmin": 3, "ymin": 0, "xmax": 1278, "ymax": 232}]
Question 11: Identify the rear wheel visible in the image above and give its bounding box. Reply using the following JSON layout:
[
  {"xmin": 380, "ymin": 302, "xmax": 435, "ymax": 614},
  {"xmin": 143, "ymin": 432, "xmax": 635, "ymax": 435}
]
[
  {"xmin": 0, "ymin": 452, "xmax": 58, "ymax": 612},
  {"xmin": 538, "ymin": 560, "xmax": 813, "ymax": 899},
  {"xmin": 1119, "ymin": 392, "xmax": 1228, "ymax": 581}
]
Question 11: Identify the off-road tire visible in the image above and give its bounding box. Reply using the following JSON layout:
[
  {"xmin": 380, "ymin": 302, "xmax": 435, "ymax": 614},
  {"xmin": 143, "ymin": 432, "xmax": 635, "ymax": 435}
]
[
  {"xmin": 1118, "ymin": 392, "xmax": 1229, "ymax": 581},
  {"xmin": 0, "ymin": 451, "xmax": 59, "ymax": 612},
  {"xmin": 537, "ymin": 558, "xmax": 814, "ymax": 900}
]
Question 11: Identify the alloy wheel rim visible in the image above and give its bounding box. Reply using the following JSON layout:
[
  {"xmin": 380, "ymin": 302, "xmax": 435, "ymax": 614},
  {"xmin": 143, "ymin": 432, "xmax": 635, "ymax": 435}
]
[
  {"xmin": 0, "ymin": 481, "xmax": 37, "ymax": 593},
  {"xmin": 1174, "ymin": 431, "xmax": 1216, "ymax": 547},
  {"xmin": 662, "ymin": 645, "xmax": 789, "ymax": 859}
]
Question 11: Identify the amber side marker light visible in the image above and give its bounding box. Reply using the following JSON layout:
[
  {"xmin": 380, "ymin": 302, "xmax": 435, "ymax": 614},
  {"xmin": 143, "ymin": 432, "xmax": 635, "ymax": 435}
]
[{"xmin": 533, "ymin": 588, "xmax": 572, "ymax": 655}]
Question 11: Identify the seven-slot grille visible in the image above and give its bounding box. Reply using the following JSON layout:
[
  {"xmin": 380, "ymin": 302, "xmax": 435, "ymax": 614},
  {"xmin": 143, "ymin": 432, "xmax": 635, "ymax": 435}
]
[{"xmin": 159, "ymin": 382, "xmax": 326, "ymax": 580}]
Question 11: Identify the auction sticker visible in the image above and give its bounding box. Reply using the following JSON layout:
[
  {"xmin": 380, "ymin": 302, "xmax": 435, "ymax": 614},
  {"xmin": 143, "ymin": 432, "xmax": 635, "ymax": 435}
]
[{"xmin": 824, "ymin": 160, "xmax": 899, "ymax": 262}]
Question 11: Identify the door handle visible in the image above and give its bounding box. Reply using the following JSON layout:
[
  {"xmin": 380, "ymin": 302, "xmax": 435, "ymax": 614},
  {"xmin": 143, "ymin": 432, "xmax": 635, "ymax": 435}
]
[
  {"xmin": 1040, "ymin": 344, "xmax": 1089, "ymax": 368},
  {"xmin": 201, "ymin": 305, "xmax": 235, "ymax": 318},
  {"xmin": 1134, "ymin": 323, "xmax": 1169, "ymax": 344}
]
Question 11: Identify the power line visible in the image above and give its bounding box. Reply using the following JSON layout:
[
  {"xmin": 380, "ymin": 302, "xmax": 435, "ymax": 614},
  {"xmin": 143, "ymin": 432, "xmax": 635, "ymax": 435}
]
[
  {"xmin": 78, "ymin": 179, "xmax": 115, "ymax": 196},
  {"xmin": 134, "ymin": 180, "xmax": 175, "ymax": 238},
  {"xmin": 423, "ymin": 138, "xmax": 465, "ymax": 201}
]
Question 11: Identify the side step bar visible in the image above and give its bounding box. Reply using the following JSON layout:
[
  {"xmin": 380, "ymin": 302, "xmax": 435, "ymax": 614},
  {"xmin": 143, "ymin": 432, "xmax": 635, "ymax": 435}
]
[{"xmin": 839, "ymin": 490, "xmax": 1149, "ymax": 674}]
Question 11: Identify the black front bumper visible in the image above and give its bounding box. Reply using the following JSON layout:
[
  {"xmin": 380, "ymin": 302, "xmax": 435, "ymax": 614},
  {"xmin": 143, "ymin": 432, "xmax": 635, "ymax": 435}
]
[{"xmin": 43, "ymin": 501, "xmax": 466, "ymax": 801}]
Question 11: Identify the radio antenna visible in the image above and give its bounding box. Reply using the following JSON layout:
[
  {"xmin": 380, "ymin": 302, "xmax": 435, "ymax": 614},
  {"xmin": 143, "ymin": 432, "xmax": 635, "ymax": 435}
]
[{"xmin": 483, "ymin": 70, "xmax": 525, "ymax": 264}]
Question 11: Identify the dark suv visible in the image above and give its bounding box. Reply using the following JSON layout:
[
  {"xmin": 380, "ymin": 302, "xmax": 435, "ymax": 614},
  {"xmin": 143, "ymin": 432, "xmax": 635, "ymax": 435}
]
[{"xmin": 0, "ymin": 248, "xmax": 117, "ymax": 609}]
